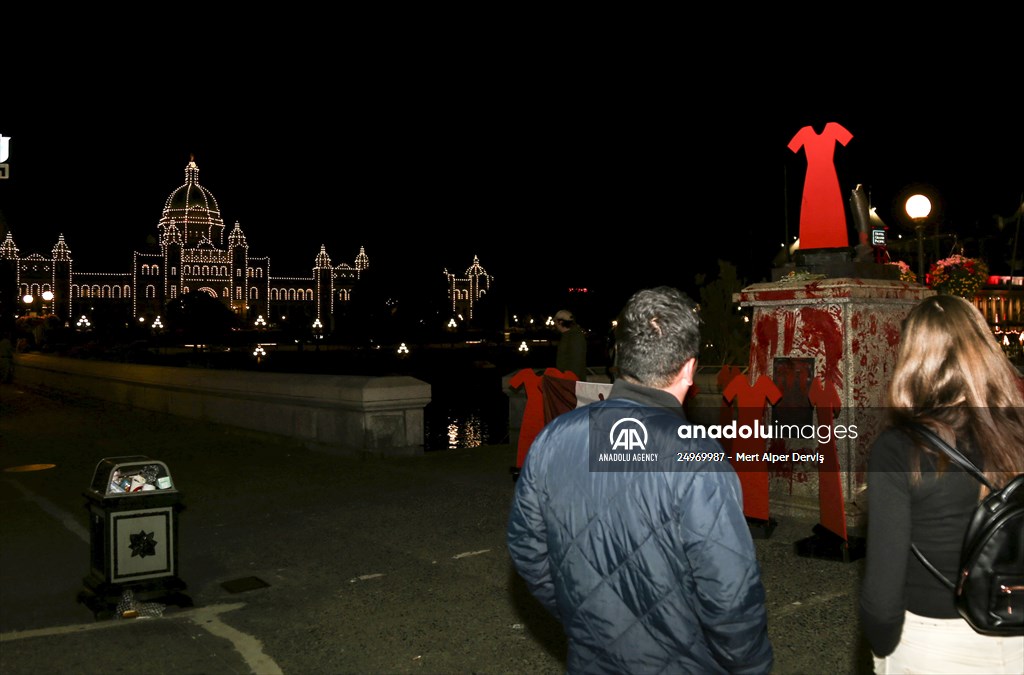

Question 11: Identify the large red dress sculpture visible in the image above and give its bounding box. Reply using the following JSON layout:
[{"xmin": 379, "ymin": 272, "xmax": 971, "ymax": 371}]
[{"xmin": 788, "ymin": 122, "xmax": 853, "ymax": 250}]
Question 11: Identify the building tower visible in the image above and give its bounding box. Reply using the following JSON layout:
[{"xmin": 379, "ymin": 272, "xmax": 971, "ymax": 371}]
[
  {"xmin": 158, "ymin": 158, "xmax": 225, "ymax": 249},
  {"xmin": 355, "ymin": 246, "xmax": 369, "ymax": 279},
  {"xmin": 51, "ymin": 234, "xmax": 72, "ymax": 320},
  {"xmin": 314, "ymin": 245, "xmax": 334, "ymax": 330},
  {"xmin": 0, "ymin": 233, "xmax": 19, "ymax": 327},
  {"xmin": 445, "ymin": 255, "xmax": 492, "ymax": 321},
  {"xmin": 228, "ymin": 222, "xmax": 249, "ymax": 316},
  {"xmin": 162, "ymin": 220, "xmax": 183, "ymax": 307}
]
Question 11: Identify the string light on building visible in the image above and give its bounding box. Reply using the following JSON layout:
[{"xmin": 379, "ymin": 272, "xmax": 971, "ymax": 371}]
[
  {"xmin": 444, "ymin": 255, "xmax": 492, "ymax": 321},
  {"xmin": 2, "ymin": 159, "xmax": 367, "ymax": 332}
]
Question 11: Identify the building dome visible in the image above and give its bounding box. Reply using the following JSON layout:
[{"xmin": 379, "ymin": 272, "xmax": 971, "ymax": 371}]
[{"xmin": 157, "ymin": 158, "xmax": 225, "ymax": 248}]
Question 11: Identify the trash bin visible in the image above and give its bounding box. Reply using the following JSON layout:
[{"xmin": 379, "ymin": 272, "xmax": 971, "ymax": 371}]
[{"xmin": 78, "ymin": 455, "xmax": 191, "ymax": 616}]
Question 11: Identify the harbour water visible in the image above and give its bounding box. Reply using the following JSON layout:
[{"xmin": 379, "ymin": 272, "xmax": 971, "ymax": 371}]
[
  {"xmin": 424, "ymin": 384, "xmax": 509, "ymax": 451},
  {"xmin": 132, "ymin": 341, "xmax": 539, "ymax": 452},
  {"xmin": 57, "ymin": 338, "xmax": 561, "ymax": 452},
  {"xmin": 255, "ymin": 343, "xmax": 547, "ymax": 452}
]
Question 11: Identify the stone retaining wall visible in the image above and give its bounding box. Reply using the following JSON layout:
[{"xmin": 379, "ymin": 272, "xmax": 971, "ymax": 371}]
[{"xmin": 12, "ymin": 353, "xmax": 431, "ymax": 455}]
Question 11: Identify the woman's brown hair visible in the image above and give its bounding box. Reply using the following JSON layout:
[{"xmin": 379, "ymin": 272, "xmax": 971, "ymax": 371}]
[{"xmin": 888, "ymin": 294, "xmax": 1024, "ymax": 491}]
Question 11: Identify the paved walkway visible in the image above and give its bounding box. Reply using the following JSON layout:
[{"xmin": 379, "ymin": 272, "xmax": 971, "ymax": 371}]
[{"xmin": 0, "ymin": 381, "xmax": 872, "ymax": 674}]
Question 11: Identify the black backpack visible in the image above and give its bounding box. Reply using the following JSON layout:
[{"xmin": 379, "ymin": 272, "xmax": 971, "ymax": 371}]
[{"xmin": 908, "ymin": 423, "xmax": 1024, "ymax": 636}]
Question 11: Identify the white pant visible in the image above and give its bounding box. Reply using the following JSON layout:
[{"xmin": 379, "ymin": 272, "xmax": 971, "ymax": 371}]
[{"xmin": 873, "ymin": 611, "xmax": 1024, "ymax": 674}]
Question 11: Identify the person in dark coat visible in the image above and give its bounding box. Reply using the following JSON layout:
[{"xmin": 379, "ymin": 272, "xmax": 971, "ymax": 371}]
[
  {"xmin": 508, "ymin": 286, "xmax": 773, "ymax": 674},
  {"xmin": 554, "ymin": 309, "xmax": 587, "ymax": 381}
]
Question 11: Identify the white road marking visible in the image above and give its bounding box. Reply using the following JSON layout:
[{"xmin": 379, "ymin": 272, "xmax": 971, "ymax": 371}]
[
  {"xmin": 452, "ymin": 549, "xmax": 490, "ymax": 559},
  {"xmin": 3, "ymin": 479, "xmax": 284, "ymax": 674},
  {"xmin": 5, "ymin": 478, "xmax": 90, "ymax": 543},
  {"xmin": 191, "ymin": 604, "xmax": 284, "ymax": 675},
  {"xmin": 1, "ymin": 603, "xmax": 283, "ymax": 673}
]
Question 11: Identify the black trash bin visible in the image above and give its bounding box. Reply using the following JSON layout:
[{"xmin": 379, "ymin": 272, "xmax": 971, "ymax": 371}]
[{"xmin": 78, "ymin": 456, "xmax": 191, "ymax": 617}]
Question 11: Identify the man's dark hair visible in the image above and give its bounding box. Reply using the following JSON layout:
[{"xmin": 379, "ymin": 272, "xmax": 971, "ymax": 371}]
[{"xmin": 615, "ymin": 286, "xmax": 701, "ymax": 388}]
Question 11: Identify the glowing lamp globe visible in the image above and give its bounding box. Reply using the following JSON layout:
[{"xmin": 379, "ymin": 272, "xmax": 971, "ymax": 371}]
[{"xmin": 905, "ymin": 194, "xmax": 932, "ymax": 220}]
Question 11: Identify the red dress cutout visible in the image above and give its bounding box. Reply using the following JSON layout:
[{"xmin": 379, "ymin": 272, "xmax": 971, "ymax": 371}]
[
  {"xmin": 788, "ymin": 122, "xmax": 853, "ymax": 250},
  {"xmin": 717, "ymin": 366, "xmax": 745, "ymax": 455},
  {"xmin": 723, "ymin": 375, "xmax": 782, "ymax": 521},
  {"xmin": 509, "ymin": 368, "xmax": 577, "ymax": 468},
  {"xmin": 809, "ymin": 377, "xmax": 847, "ymax": 540}
]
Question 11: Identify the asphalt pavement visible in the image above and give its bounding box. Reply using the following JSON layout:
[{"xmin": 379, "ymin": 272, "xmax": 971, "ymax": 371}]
[{"xmin": 0, "ymin": 381, "xmax": 873, "ymax": 674}]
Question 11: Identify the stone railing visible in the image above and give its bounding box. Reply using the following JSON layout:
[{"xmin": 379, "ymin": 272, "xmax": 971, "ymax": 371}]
[{"xmin": 11, "ymin": 353, "xmax": 431, "ymax": 456}]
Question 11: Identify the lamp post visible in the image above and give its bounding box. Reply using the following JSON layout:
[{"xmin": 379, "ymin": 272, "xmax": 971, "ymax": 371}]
[
  {"xmin": 22, "ymin": 294, "xmax": 34, "ymax": 317},
  {"xmin": 906, "ymin": 194, "xmax": 932, "ymax": 281},
  {"xmin": 312, "ymin": 318, "xmax": 323, "ymax": 351},
  {"xmin": 41, "ymin": 290, "xmax": 54, "ymax": 316}
]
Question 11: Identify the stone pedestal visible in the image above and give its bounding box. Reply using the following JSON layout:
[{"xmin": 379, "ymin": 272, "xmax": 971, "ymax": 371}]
[{"xmin": 733, "ymin": 277, "xmax": 934, "ymax": 533}]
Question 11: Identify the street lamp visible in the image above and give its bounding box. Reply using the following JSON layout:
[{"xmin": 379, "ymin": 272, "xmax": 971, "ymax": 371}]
[
  {"xmin": 41, "ymin": 290, "xmax": 54, "ymax": 315},
  {"xmin": 312, "ymin": 318, "xmax": 323, "ymax": 351},
  {"xmin": 22, "ymin": 294, "xmax": 34, "ymax": 316},
  {"xmin": 906, "ymin": 194, "xmax": 932, "ymax": 281}
]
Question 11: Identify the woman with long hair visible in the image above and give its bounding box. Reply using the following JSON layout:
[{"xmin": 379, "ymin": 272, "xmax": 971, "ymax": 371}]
[{"xmin": 859, "ymin": 294, "xmax": 1024, "ymax": 674}]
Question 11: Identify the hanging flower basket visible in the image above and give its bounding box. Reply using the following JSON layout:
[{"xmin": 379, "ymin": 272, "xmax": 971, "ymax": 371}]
[
  {"xmin": 886, "ymin": 260, "xmax": 917, "ymax": 283},
  {"xmin": 928, "ymin": 254, "xmax": 989, "ymax": 298}
]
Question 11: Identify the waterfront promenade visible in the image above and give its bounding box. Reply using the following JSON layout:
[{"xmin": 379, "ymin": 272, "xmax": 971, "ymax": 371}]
[{"xmin": 0, "ymin": 381, "xmax": 873, "ymax": 674}]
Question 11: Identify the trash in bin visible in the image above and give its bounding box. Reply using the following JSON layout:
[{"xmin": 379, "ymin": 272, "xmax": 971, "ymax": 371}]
[
  {"xmin": 107, "ymin": 463, "xmax": 171, "ymax": 494},
  {"xmin": 117, "ymin": 588, "xmax": 167, "ymax": 619},
  {"xmin": 78, "ymin": 455, "xmax": 192, "ymax": 618}
]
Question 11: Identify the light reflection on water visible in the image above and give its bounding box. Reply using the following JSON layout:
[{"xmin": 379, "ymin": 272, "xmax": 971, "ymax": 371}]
[
  {"xmin": 425, "ymin": 395, "xmax": 507, "ymax": 451},
  {"xmin": 446, "ymin": 413, "xmax": 487, "ymax": 450}
]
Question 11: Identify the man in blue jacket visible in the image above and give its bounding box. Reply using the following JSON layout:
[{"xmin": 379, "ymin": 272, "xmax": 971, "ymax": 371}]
[{"xmin": 507, "ymin": 286, "xmax": 773, "ymax": 674}]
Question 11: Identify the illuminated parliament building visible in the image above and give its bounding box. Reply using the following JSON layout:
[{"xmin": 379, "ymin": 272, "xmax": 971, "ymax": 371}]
[{"xmin": 2, "ymin": 159, "xmax": 369, "ymax": 331}]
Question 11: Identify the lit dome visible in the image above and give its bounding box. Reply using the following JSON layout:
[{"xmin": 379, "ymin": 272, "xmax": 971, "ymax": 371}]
[{"xmin": 157, "ymin": 159, "xmax": 225, "ymax": 248}]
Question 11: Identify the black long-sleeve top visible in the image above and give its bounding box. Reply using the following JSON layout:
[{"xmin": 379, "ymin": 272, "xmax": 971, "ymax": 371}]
[{"xmin": 858, "ymin": 426, "xmax": 981, "ymax": 657}]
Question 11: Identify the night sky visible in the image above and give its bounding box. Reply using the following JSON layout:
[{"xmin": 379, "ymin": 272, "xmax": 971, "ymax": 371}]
[{"xmin": 2, "ymin": 77, "xmax": 1022, "ymax": 327}]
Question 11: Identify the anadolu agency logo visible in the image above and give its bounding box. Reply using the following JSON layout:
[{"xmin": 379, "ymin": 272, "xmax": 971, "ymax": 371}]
[
  {"xmin": 589, "ymin": 407, "xmax": 665, "ymax": 471},
  {"xmin": 0, "ymin": 133, "xmax": 10, "ymax": 179},
  {"xmin": 609, "ymin": 418, "xmax": 648, "ymax": 451}
]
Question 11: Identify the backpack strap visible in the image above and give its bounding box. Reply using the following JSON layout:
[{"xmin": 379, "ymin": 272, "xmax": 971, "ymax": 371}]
[
  {"xmin": 910, "ymin": 543, "xmax": 956, "ymax": 590},
  {"xmin": 906, "ymin": 422, "xmax": 995, "ymax": 491},
  {"xmin": 905, "ymin": 422, "xmax": 994, "ymax": 591}
]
